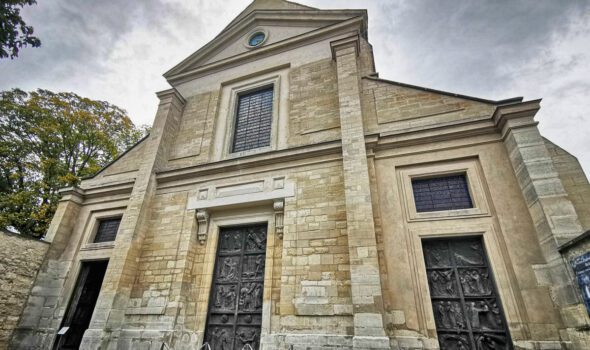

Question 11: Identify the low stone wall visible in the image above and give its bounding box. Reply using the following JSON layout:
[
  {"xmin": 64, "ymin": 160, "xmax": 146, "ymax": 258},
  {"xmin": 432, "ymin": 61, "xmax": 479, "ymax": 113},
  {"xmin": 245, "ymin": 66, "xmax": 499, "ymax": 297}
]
[{"xmin": 0, "ymin": 231, "xmax": 49, "ymax": 350}]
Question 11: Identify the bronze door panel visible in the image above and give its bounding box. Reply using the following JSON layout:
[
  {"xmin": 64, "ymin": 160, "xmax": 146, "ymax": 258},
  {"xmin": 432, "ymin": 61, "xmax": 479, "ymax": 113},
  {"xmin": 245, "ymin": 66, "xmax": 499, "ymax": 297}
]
[
  {"xmin": 204, "ymin": 224, "xmax": 267, "ymax": 350},
  {"xmin": 423, "ymin": 237, "xmax": 512, "ymax": 350}
]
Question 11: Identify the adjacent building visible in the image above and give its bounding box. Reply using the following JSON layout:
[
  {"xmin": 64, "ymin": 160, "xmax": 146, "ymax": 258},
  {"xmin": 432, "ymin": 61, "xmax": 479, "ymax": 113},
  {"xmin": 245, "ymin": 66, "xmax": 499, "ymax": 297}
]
[{"xmin": 11, "ymin": 0, "xmax": 590, "ymax": 349}]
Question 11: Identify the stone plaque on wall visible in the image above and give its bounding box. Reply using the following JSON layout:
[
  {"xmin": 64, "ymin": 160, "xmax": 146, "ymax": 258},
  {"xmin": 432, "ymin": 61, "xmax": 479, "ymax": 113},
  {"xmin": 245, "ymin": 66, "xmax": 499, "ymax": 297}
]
[{"xmin": 572, "ymin": 252, "xmax": 590, "ymax": 315}]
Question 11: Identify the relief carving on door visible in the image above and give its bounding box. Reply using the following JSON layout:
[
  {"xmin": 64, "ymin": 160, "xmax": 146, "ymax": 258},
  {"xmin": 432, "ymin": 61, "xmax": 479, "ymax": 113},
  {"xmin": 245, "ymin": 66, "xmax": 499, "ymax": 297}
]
[
  {"xmin": 205, "ymin": 225, "xmax": 267, "ymax": 350},
  {"xmin": 423, "ymin": 237, "xmax": 512, "ymax": 350}
]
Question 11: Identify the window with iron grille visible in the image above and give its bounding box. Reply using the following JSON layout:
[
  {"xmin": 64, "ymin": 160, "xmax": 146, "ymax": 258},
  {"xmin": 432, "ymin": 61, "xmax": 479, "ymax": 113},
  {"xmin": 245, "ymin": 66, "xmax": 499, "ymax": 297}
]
[
  {"xmin": 93, "ymin": 218, "xmax": 121, "ymax": 243},
  {"xmin": 412, "ymin": 174, "xmax": 473, "ymax": 212},
  {"xmin": 232, "ymin": 87, "xmax": 273, "ymax": 153}
]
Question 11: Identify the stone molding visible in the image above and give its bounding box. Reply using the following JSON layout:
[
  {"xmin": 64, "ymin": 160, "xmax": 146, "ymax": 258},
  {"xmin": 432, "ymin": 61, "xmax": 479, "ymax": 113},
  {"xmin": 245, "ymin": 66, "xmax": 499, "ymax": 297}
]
[
  {"xmin": 188, "ymin": 183, "xmax": 294, "ymax": 210},
  {"xmin": 273, "ymin": 198, "xmax": 284, "ymax": 239},
  {"xmin": 195, "ymin": 209, "xmax": 210, "ymax": 245},
  {"xmin": 58, "ymin": 179, "xmax": 135, "ymax": 204},
  {"xmin": 189, "ymin": 177, "xmax": 292, "ymax": 243},
  {"xmin": 330, "ymin": 34, "xmax": 360, "ymax": 59},
  {"xmin": 166, "ymin": 16, "xmax": 366, "ymax": 85},
  {"xmin": 156, "ymin": 140, "xmax": 342, "ymax": 184},
  {"xmin": 165, "ymin": 9, "xmax": 367, "ymax": 79}
]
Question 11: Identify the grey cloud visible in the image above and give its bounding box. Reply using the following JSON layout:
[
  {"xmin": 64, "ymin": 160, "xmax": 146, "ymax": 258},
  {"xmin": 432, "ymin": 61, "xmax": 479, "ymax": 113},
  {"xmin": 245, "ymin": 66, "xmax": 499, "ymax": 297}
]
[
  {"xmin": 0, "ymin": 0, "xmax": 197, "ymax": 92},
  {"xmin": 373, "ymin": 0, "xmax": 589, "ymax": 96},
  {"xmin": 0, "ymin": 0, "xmax": 588, "ymax": 173}
]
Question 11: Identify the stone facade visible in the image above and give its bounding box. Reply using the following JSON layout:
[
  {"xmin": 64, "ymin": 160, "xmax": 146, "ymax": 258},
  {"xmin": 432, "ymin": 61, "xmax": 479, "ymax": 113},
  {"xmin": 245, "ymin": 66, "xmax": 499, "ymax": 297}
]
[
  {"xmin": 9, "ymin": 0, "xmax": 590, "ymax": 349},
  {"xmin": 0, "ymin": 231, "xmax": 49, "ymax": 350}
]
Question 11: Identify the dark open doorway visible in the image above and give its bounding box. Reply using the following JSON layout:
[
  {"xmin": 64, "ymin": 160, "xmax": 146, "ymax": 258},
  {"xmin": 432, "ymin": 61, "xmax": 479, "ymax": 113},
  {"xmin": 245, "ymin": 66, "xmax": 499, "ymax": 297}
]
[{"xmin": 53, "ymin": 260, "xmax": 109, "ymax": 350}]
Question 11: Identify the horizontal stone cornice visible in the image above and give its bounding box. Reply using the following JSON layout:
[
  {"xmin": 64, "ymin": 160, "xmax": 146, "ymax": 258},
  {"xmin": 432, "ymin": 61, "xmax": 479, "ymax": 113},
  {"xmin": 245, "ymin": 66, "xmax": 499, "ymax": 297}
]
[
  {"xmin": 155, "ymin": 88, "xmax": 186, "ymax": 111},
  {"xmin": 59, "ymin": 179, "xmax": 135, "ymax": 203},
  {"xmin": 559, "ymin": 230, "xmax": 590, "ymax": 253},
  {"xmin": 78, "ymin": 101, "xmax": 547, "ymax": 194},
  {"xmin": 493, "ymin": 99, "xmax": 541, "ymax": 135},
  {"xmin": 330, "ymin": 34, "xmax": 360, "ymax": 59},
  {"xmin": 156, "ymin": 139, "xmax": 343, "ymax": 184},
  {"xmin": 374, "ymin": 116, "xmax": 496, "ymax": 150},
  {"xmin": 57, "ymin": 186, "xmax": 85, "ymax": 203},
  {"xmin": 220, "ymin": 9, "xmax": 367, "ymax": 41}
]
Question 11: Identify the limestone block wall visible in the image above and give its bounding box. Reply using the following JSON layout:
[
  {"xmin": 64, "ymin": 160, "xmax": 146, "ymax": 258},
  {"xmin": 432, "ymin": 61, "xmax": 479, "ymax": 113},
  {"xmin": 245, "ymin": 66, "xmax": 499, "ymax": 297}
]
[
  {"xmin": 126, "ymin": 191, "xmax": 192, "ymax": 330},
  {"xmin": 544, "ymin": 138, "xmax": 590, "ymax": 231},
  {"xmin": 167, "ymin": 90, "xmax": 220, "ymax": 170},
  {"xmin": 99, "ymin": 138, "xmax": 146, "ymax": 178},
  {"xmin": 164, "ymin": 57, "xmax": 348, "ymax": 171},
  {"xmin": 288, "ymin": 58, "xmax": 341, "ymax": 146},
  {"xmin": 103, "ymin": 154, "xmax": 353, "ymax": 347},
  {"xmin": 279, "ymin": 161, "xmax": 352, "ymax": 333},
  {"xmin": 9, "ymin": 8, "xmax": 590, "ymax": 349},
  {"xmin": 0, "ymin": 232, "xmax": 48, "ymax": 350},
  {"xmin": 10, "ymin": 196, "xmax": 84, "ymax": 350},
  {"xmin": 373, "ymin": 137, "xmax": 572, "ymax": 348},
  {"xmin": 361, "ymin": 78, "xmax": 495, "ymax": 134}
]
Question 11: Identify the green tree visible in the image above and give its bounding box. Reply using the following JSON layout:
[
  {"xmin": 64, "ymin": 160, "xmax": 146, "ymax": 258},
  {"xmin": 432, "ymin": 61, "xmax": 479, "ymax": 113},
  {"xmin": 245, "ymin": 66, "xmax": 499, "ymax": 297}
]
[
  {"xmin": 0, "ymin": 0, "xmax": 41, "ymax": 59},
  {"xmin": 0, "ymin": 89, "xmax": 148, "ymax": 237}
]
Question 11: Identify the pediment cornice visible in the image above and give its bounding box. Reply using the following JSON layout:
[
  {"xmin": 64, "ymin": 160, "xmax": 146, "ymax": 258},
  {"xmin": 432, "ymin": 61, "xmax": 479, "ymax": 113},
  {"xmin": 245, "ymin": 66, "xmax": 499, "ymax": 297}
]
[{"xmin": 164, "ymin": 9, "xmax": 367, "ymax": 84}]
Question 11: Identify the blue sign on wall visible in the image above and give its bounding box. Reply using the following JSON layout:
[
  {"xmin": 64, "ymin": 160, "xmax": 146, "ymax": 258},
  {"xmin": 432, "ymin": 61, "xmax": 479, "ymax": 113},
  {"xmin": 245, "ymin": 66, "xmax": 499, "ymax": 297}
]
[{"xmin": 572, "ymin": 252, "xmax": 590, "ymax": 315}]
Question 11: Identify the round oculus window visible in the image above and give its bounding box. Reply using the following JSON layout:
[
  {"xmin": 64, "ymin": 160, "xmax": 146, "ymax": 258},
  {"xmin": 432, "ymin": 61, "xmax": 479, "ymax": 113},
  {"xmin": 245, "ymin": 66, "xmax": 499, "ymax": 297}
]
[{"xmin": 248, "ymin": 32, "xmax": 266, "ymax": 47}]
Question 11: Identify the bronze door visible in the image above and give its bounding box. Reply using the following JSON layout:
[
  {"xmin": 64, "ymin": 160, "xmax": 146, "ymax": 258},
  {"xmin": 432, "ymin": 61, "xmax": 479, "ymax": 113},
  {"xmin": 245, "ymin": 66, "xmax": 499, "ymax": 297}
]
[
  {"xmin": 422, "ymin": 237, "xmax": 512, "ymax": 350},
  {"xmin": 204, "ymin": 224, "xmax": 267, "ymax": 350}
]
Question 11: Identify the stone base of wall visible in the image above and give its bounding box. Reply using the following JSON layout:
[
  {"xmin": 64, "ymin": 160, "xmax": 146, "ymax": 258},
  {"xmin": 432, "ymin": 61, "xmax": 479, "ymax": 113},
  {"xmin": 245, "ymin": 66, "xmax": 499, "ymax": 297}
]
[
  {"xmin": 262, "ymin": 334, "xmax": 575, "ymax": 350},
  {"xmin": 10, "ymin": 328, "xmax": 584, "ymax": 350},
  {"xmin": 10, "ymin": 327, "xmax": 54, "ymax": 350},
  {"xmin": 78, "ymin": 329, "xmax": 201, "ymax": 350}
]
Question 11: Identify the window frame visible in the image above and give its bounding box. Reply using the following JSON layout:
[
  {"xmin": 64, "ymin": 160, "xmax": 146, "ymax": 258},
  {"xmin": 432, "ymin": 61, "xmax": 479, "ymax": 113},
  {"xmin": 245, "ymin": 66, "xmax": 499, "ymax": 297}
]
[
  {"xmin": 411, "ymin": 173, "xmax": 473, "ymax": 213},
  {"xmin": 221, "ymin": 75, "xmax": 281, "ymax": 159},
  {"xmin": 243, "ymin": 28, "xmax": 269, "ymax": 49},
  {"xmin": 399, "ymin": 159, "xmax": 490, "ymax": 221},
  {"xmin": 92, "ymin": 217, "xmax": 122, "ymax": 243},
  {"xmin": 231, "ymin": 85, "xmax": 275, "ymax": 153}
]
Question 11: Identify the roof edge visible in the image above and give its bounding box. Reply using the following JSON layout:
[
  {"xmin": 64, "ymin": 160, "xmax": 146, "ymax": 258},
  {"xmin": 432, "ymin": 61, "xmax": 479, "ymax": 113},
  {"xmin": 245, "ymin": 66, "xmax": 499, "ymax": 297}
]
[
  {"xmin": 363, "ymin": 76, "xmax": 523, "ymax": 105},
  {"xmin": 82, "ymin": 133, "xmax": 150, "ymax": 180},
  {"xmin": 223, "ymin": 0, "xmax": 319, "ymax": 34}
]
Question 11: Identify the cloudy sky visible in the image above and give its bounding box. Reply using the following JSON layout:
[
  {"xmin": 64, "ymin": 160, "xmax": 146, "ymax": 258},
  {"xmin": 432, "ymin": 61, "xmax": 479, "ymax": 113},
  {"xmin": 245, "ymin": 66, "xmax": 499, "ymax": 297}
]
[{"xmin": 1, "ymin": 0, "xmax": 589, "ymax": 173}]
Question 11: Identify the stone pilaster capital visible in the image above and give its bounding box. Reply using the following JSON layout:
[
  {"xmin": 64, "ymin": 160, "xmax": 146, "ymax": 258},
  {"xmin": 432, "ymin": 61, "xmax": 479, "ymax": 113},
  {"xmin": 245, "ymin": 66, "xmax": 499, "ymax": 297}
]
[
  {"xmin": 57, "ymin": 186, "xmax": 85, "ymax": 204},
  {"xmin": 330, "ymin": 34, "xmax": 360, "ymax": 60},
  {"xmin": 493, "ymin": 99, "xmax": 541, "ymax": 136},
  {"xmin": 156, "ymin": 88, "xmax": 186, "ymax": 107}
]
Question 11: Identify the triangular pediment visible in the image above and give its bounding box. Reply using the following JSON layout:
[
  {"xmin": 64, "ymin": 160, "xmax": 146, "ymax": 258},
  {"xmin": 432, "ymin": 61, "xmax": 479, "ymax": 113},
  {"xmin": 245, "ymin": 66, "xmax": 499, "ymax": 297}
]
[
  {"xmin": 164, "ymin": 0, "xmax": 366, "ymax": 82},
  {"xmin": 224, "ymin": 0, "xmax": 317, "ymax": 31}
]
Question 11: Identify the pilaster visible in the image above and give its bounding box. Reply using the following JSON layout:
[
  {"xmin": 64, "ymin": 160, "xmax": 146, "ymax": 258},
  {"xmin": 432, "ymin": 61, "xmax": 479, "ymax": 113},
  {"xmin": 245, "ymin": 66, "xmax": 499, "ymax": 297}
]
[
  {"xmin": 331, "ymin": 35, "xmax": 389, "ymax": 349},
  {"xmin": 81, "ymin": 89, "xmax": 185, "ymax": 349},
  {"xmin": 496, "ymin": 102, "xmax": 587, "ymax": 331},
  {"xmin": 10, "ymin": 190, "xmax": 83, "ymax": 349}
]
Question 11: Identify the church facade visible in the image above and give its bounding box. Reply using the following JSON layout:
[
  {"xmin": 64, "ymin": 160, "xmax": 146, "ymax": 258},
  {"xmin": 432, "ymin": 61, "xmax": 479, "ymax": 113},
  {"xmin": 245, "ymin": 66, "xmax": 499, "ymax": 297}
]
[{"xmin": 11, "ymin": 1, "xmax": 590, "ymax": 349}]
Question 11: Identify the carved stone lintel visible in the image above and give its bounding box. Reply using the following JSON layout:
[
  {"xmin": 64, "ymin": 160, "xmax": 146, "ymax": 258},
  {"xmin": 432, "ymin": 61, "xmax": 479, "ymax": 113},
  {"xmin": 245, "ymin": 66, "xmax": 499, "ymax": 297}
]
[
  {"xmin": 196, "ymin": 209, "xmax": 210, "ymax": 245},
  {"xmin": 273, "ymin": 199, "xmax": 284, "ymax": 240}
]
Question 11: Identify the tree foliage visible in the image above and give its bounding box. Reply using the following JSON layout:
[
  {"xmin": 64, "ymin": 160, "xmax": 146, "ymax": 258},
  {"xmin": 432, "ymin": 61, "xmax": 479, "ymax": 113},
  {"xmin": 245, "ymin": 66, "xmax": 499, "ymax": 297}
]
[
  {"xmin": 0, "ymin": 89, "xmax": 148, "ymax": 237},
  {"xmin": 0, "ymin": 0, "xmax": 41, "ymax": 59}
]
